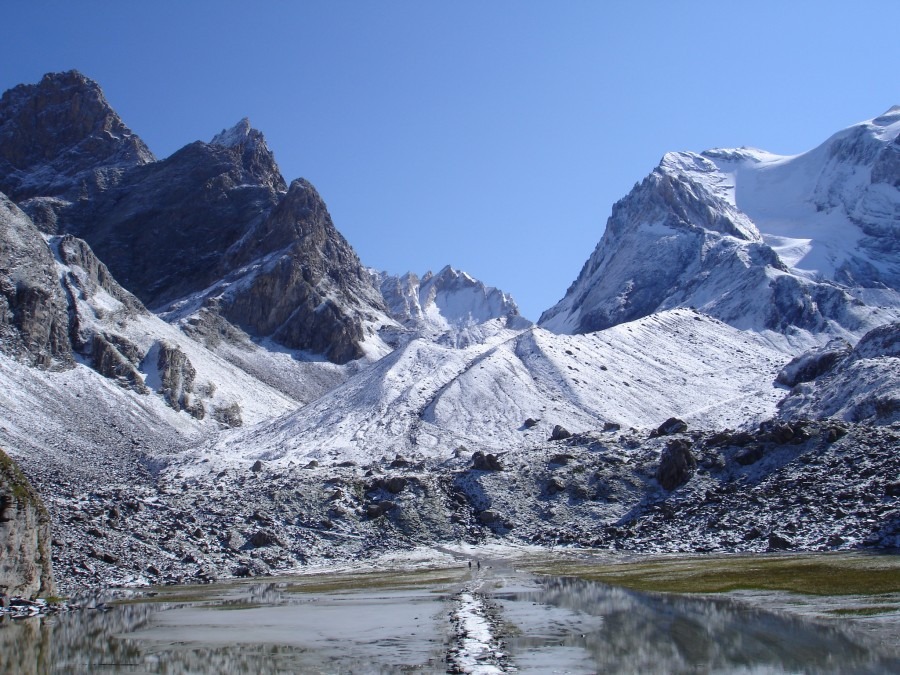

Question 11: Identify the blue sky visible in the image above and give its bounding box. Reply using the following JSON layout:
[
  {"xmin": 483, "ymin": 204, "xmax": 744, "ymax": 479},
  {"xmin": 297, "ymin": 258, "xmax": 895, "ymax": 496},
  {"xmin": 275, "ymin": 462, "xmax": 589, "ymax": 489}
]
[{"xmin": 3, "ymin": 2, "xmax": 898, "ymax": 320}]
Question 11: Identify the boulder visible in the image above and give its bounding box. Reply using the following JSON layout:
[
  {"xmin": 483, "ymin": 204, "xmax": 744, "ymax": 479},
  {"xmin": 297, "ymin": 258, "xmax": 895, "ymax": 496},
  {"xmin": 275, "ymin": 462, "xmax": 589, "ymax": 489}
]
[
  {"xmin": 546, "ymin": 477, "xmax": 566, "ymax": 495},
  {"xmin": 472, "ymin": 451, "xmax": 503, "ymax": 471},
  {"xmin": 523, "ymin": 418, "xmax": 539, "ymax": 429},
  {"xmin": 767, "ymin": 532, "xmax": 794, "ymax": 551},
  {"xmin": 477, "ymin": 510, "xmax": 501, "ymax": 525},
  {"xmin": 656, "ymin": 418, "xmax": 688, "ymax": 436},
  {"xmin": 549, "ymin": 425, "xmax": 572, "ymax": 441},
  {"xmin": 385, "ymin": 477, "xmax": 407, "ymax": 494},
  {"xmin": 247, "ymin": 529, "xmax": 278, "ymax": 548},
  {"xmin": 366, "ymin": 501, "xmax": 395, "ymax": 519},
  {"xmin": 656, "ymin": 438, "xmax": 696, "ymax": 490},
  {"xmin": 548, "ymin": 453, "xmax": 574, "ymax": 467},
  {"xmin": 735, "ymin": 445, "xmax": 766, "ymax": 466}
]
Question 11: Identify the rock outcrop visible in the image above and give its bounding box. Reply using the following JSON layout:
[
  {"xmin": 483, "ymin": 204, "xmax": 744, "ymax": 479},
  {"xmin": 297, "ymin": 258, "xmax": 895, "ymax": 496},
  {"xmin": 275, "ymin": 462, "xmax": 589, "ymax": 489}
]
[
  {"xmin": 154, "ymin": 342, "xmax": 205, "ymax": 419},
  {"xmin": 0, "ymin": 193, "xmax": 72, "ymax": 368},
  {"xmin": 0, "ymin": 449, "xmax": 55, "ymax": 598}
]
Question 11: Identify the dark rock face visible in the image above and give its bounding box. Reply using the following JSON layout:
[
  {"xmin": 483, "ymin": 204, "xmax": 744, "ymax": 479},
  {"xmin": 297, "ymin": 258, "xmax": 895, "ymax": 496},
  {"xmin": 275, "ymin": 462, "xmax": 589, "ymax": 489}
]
[
  {"xmin": 218, "ymin": 180, "xmax": 387, "ymax": 364},
  {"xmin": 0, "ymin": 449, "xmax": 55, "ymax": 598},
  {"xmin": 656, "ymin": 438, "xmax": 696, "ymax": 490},
  {"xmin": 0, "ymin": 71, "xmax": 153, "ymax": 210},
  {"xmin": 0, "ymin": 194, "xmax": 72, "ymax": 368},
  {"xmin": 64, "ymin": 132, "xmax": 285, "ymax": 308},
  {"xmin": 154, "ymin": 342, "xmax": 205, "ymax": 419},
  {"xmin": 549, "ymin": 425, "xmax": 572, "ymax": 441}
]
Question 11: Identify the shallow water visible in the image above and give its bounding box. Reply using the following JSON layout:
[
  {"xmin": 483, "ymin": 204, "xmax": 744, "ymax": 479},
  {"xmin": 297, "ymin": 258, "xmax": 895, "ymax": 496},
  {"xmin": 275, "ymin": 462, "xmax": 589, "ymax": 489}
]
[{"xmin": 2, "ymin": 562, "xmax": 899, "ymax": 674}]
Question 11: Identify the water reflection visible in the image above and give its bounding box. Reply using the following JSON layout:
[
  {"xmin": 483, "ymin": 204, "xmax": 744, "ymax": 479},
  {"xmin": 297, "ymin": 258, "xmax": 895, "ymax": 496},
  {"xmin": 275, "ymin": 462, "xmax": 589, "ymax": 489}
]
[
  {"xmin": 500, "ymin": 576, "xmax": 900, "ymax": 674},
  {"xmin": 1, "ymin": 575, "xmax": 898, "ymax": 674}
]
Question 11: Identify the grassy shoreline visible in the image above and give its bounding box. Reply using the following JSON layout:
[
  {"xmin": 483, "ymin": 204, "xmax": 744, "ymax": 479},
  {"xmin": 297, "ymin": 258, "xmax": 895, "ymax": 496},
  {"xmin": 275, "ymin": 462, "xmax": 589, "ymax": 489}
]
[{"xmin": 521, "ymin": 550, "xmax": 900, "ymax": 596}]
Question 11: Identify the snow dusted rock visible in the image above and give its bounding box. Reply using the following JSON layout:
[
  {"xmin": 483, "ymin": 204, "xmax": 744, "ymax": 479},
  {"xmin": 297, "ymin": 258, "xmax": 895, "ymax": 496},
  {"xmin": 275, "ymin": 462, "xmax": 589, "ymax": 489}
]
[
  {"xmin": 0, "ymin": 73, "xmax": 392, "ymax": 364},
  {"xmin": 778, "ymin": 322, "xmax": 900, "ymax": 424},
  {"xmin": 0, "ymin": 194, "xmax": 72, "ymax": 369},
  {"xmin": 212, "ymin": 178, "xmax": 392, "ymax": 364},
  {"xmin": 540, "ymin": 110, "xmax": 900, "ymax": 340},
  {"xmin": 776, "ymin": 339, "xmax": 853, "ymax": 387},
  {"xmin": 0, "ymin": 449, "xmax": 55, "ymax": 599},
  {"xmin": 63, "ymin": 120, "xmax": 286, "ymax": 308},
  {"xmin": 378, "ymin": 265, "xmax": 521, "ymax": 335}
]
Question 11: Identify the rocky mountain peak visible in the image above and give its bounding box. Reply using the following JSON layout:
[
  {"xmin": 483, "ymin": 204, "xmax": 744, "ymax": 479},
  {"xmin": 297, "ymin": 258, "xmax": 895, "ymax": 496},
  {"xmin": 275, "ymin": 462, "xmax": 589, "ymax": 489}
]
[
  {"xmin": 378, "ymin": 264, "xmax": 520, "ymax": 333},
  {"xmin": 0, "ymin": 70, "xmax": 154, "ymax": 204},
  {"xmin": 209, "ymin": 118, "xmax": 285, "ymax": 193},
  {"xmin": 210, "ymin": 117, "xmax": 254, "ymax": 148}
]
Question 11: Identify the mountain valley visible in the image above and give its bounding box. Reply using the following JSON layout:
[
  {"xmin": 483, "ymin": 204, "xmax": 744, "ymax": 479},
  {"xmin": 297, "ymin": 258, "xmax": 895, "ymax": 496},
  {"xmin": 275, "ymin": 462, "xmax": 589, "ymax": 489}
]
[{"xmin": 0, "ymin": 71, "xmax": 898, "ymax": 596}]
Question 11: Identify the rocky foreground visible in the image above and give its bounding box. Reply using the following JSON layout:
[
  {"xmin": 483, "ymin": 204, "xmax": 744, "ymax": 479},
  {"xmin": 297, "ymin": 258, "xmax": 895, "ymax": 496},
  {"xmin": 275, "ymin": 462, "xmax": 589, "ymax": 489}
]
[{"xmin": 11, "ymin": 417, "xmax": 897, "ymax": 596}]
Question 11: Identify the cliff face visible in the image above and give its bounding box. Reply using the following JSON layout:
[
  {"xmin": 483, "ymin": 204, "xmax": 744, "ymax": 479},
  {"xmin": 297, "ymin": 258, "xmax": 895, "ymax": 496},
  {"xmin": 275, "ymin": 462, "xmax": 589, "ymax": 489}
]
[
  {"xmin": 0, "ymin": 193, "xmax": 72, "ymax": 369},
  {"xmin": 0, "ymin": 449, "xmax": 55, "ymax": 599}
]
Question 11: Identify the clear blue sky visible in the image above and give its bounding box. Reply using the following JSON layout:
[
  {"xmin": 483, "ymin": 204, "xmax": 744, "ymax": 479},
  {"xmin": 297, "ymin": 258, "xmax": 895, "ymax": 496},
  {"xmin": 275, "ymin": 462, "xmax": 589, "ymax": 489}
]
[{"xmin": 3, "ymin": 2, "xmax": 898, "ymax": 320}]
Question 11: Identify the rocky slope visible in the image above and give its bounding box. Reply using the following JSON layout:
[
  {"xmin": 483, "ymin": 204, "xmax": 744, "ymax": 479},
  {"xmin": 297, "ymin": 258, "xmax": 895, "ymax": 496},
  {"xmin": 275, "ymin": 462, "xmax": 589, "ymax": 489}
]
[
  {"xmin": 24, "ymin": 414, "xmax": 900, "ymax": 595},
  {"xmin": 540, "ymin": 109, "xmax": 900, "ymax": 342},
  {"xmin": 0, "ymin": 448, "xmax": 55, "ymax": 598}
]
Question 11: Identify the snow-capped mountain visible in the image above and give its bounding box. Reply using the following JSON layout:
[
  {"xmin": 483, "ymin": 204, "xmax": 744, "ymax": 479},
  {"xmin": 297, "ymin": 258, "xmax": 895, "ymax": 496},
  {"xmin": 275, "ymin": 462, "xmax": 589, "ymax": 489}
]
[
  {"xmin": 377, "ymin": 265, "xmax": 522, "ymax": 336},
  {"xmin": 540, "ymin": 108, "xmax": 900, "ymax": 343}
]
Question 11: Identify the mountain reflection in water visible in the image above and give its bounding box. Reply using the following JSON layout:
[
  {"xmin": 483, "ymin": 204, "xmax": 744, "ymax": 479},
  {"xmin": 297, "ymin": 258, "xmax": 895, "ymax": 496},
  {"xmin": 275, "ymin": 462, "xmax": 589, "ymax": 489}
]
[
  {"xmin": 500, "ymin": 576, "xmax": 900, "ymax": 674},
  {"xmin": 1, "ymin": 574, "xmax": 898, "ymax": 674}
]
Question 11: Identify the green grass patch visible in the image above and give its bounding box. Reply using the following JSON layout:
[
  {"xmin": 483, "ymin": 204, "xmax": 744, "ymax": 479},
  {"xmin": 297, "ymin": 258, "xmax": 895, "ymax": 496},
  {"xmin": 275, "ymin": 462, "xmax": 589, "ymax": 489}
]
[
  {"xmin": 525, "ymin": 552, "xmax": 900, "ymax": 596},
  {"xmin": 826, "ymin": 605, "xmax": 899, "ymax": 617}
]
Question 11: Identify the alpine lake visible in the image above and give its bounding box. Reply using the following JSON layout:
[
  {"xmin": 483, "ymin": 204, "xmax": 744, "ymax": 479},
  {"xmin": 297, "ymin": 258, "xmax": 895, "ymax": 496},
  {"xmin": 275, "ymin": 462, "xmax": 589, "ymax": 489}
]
[{"xmin": 2, "ymin": 550, "xmax": 899, "ymax": 674}]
